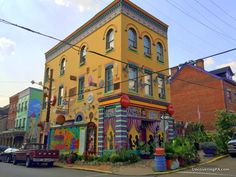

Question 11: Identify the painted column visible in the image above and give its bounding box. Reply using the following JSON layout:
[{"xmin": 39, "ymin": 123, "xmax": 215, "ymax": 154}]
[
  {"xmin": 115, "ymin": 104, "xmax": 128, "ymax": 150},
  {"xmin": 98, "ymin": 107, "xmax": 105, "ymax": 155}
]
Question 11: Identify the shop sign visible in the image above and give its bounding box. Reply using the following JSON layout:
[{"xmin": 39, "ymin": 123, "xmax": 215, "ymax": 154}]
[
  {"xmin": 127, "ymin": 107, "xmax": 146, "ymax": 118},
  {"xmin": 104, "ymin": 107, "xmax": 116, "ymax": 118},
  {"xmin": 120, "ymin": 94, "xmax": 130, "ymax": 108}
]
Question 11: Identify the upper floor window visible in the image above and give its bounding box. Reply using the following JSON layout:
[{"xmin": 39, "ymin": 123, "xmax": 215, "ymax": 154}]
[
  {"xmin": 157, "ymin": 42, "xmax": 164, "ymax": 62},
  {"xmin": 60, "ymin": 58, "xmax": 66, "ymax": 75},
  {"xmin": 144, "ymin": 35, "xmax": 151, "ymax": 56},
  {"xmin": 144, "ymin": 70, "xmax": 153, "ymax": 96},
  {"xmin": 80, "ymin": 46, "xmax": 86, "ymax": 65},
  {"xmin": 234, "ymin": 93, "xmax": 236, "ymax": 102},
  {"xmin": 78, "ymin": 76, "xmax": 85, "ymax": 100},
  {"xmin": 158, "ymin": 75, "xmax": 166, "ymax": 99},
  {"xmin": 128, "ymin": 28, "xmax": 137, "ymax": 49},
  {"xmin": 45, "ymin": 68, "xmax": 50, "ymax": 82},
  {"xmin": 106, "ymin": 29, "xmax": 114, "ymax": 50},
  {"xmin": 227, "ymin": 90, "xmax": 232, "ymax": 103},
  {"xmin": 58, "ymin": 85, "xmax": 64, "ymax": 106},
  {"xmin": 21, "ymin": 102, "xmax": 24, "ymax": 112},
  {"xmin": 24, "ymin": 101, "xmax": 28, "ymax": 111},
  {"xmin": 128, "ymin": 65, "xmax": 138, "ymax": 92},
  {"xmin": 105, "ymin": 65, "xmax": 113, "ymax": 93}
]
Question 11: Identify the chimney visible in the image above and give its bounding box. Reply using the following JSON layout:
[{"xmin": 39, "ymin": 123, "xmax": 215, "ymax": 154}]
[
  {"xmin": 170, "ymin": 66, "xmax": 179, "ymax": 77},
  {"xmin": 195, "ymin": 59, "xmax": 204, "ymax": 69}
]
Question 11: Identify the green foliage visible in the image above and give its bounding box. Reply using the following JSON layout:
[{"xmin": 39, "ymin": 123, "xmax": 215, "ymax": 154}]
[
  {"xmin": 215, "ymin": 110, "xmax": 236, "ymax": 154},
  {"xmin": 201, "ymin": 142, "xmax": 217, "ymax": 150}
]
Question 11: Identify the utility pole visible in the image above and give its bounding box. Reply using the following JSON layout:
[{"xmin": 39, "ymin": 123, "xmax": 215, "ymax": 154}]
[{"xmin": 44, "ymin": 69, "xmax": 53, "ymax": 146}]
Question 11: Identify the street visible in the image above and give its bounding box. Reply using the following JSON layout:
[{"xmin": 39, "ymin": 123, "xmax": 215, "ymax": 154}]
[{"xmin": 0, "ymin": 157, "xmax": 235, "ymax": 177}]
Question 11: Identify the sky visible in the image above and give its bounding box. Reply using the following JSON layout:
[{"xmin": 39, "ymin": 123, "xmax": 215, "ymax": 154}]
[{"xmin": 0, "ymin": 0, "xmax": 236, "ymax": 106}]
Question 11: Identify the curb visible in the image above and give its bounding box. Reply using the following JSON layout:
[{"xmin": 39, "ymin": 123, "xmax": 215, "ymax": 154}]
[
  {"xmin": 152, "ymin": 154, "xmax": 229, "ymax": 175},
  {"xmin": 55, "ymin": 155, "xmax": 228, "ymax": 176}
]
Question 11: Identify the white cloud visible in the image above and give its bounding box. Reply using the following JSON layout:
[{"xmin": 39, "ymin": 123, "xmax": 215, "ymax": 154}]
[
  {"xmin": 0, "ymin": 37, "xmax": 16, "ymax": 62},
  {"xmin": 204, "ymin": 57, "xmax": 215, "ymax": 66},
  {"xmin": 218, "ymin": 61, "xmax": 236, "ymax": 80},
  {"xmin": 53, "ymin": 0, "xmax": 104, "ymax": 12}
]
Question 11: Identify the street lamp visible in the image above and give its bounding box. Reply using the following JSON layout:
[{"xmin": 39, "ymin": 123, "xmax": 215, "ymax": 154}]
[{"xmin": 31, "ymin": 69, "xmax": 53, "ymax": 147}]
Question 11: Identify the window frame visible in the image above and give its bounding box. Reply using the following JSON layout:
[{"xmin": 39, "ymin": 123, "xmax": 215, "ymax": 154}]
[
  {"xmin": 128, "ymin": 64, "xmax": 138, "ymax": 92},
  {"xmin": 78, "ymin": 76, "xmax": 85, "ymax": 100},
  {"xmin": 158, "ymin": 74, "xmax": 166, "ymax": 99},
  {"xmin": 105, "ymin": 65, "xmax": 114, "ymax": 93},
  {"xmin": 144, "ymin": 70, "xmax": 153, "ymax": 96},
  {"xmin": 60, "ymin": 58, "xmax": 66, "ymax": 75},
  {"xmin": 45, "ymin": 68, "xmax": 50, "ymax": 82},
  {"xmin": 58, "ymin": 85, "xmax": 64, "ymax": 106},
  {"xmin": 157, "ymin": 42, "xmax": 164, "ymax": 62},
  {"xmin": 128, "ymin": 28, "xmax": 137, "ymax": 49},
  {"xmin": 143, "ymin": 35, "xmax": 151, "ymax": 56},
  {"xmin": 80, "ymin": 46, "xmax": 86, "ymax": 65},
  {"xmin": 106, "ymin": 29, "xmax": 114, "ymax": 50}
]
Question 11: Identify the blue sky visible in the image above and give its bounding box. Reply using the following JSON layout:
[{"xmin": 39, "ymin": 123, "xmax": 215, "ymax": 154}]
[{"xmin": 0, "ymin": 0, "xmax": 236, "ymax": 106}]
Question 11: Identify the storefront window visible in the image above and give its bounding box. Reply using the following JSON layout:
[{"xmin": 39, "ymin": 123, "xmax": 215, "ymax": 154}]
[{"xmin": 128, "ymin": 65, "xmax": 138, "ymax": 92}]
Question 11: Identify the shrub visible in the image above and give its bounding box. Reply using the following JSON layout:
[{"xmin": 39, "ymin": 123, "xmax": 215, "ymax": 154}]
[{"xmin": 201, "ymin": 142, "xmax": 217, "ymax": 150}]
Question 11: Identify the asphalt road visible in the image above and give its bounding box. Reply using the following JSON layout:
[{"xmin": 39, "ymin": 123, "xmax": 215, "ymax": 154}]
[
  {"xmin": 162, "ymin": 156, "xmax": 236, "ymax": 177},
  {"xmin": 0, "ymin": 156, "xmax": 235, "ymax": 177}
]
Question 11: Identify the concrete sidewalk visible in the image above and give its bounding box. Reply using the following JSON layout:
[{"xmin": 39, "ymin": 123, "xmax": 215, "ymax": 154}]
[{"xmin": 55, "ymin": 151, "xmax": 228, "ymax": 176}]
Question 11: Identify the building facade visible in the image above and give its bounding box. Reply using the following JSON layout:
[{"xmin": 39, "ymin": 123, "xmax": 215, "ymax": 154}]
[
  {"xmin": 170, "ymin": 60, "xmax": 236, "ymax": 130},
  {"xmin": 41, "ymin": 0, "xmax": 172, "ymax": 155},
  {"xmin": 0, "ymin": 105, "xmax": 9, "ymax": 145}
]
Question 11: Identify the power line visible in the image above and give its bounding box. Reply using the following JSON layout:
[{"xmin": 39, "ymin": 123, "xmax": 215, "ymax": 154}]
[
  {"xmin": 166, "ymin": 0, "xmax": 236, "ymax": 44},
  {"xmin": 209, "ymin": 0, "xmax": 236, "ymax": 22},
  {"xmin": 194, "ymin": 0, "xmax": 236, "ymax": 31}
]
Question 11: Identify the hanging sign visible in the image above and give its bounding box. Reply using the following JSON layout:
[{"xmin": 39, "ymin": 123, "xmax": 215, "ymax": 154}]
[
  {"xmin": 167, "ymin": 104, "xmax": 174, "ymax": 116},
  {"xmin": 120, "ymin": 94, "xmax": 130, "ymax": 108}
]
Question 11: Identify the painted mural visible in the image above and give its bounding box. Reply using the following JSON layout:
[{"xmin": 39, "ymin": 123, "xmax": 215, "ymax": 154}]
[
  {"xmin": 50, "ymin": 126, "xmax": 80, "ymax": 154},
  {"xmin": 27, "ymin": 99, "xmax": 41, "ymax": 142}
]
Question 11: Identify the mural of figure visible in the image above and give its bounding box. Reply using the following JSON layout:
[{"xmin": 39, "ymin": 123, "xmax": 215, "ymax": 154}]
[
  {"xmin": 133, "ymin": 135, "xmax": 140, "ymax": 149},
  {"xmin": 128, "ymin": 134, "xmax": 134, "ymax": 150},
  {"xmin": 148, "ymin": 135, "xmax": 154, "ymax": 145},
  {"xmin": 108, "ymin": 131, "xmax": 114, "ymax": 150},
  {"xmin": 88, "ymin": 136, "xmax": 94, "ymax": 152}
]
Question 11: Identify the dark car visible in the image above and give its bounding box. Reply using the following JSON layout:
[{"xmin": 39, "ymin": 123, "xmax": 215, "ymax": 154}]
[
  {"xmin": 228, "ymin": 133, "xmax": 236, "ymax": 157},
  {"xmin": 0, "ymin": 147, "xmax": 19, "ymax": 163},
  {"xmin": 0, "ymin": 145, "xmax": 7, "ymax": 153}
]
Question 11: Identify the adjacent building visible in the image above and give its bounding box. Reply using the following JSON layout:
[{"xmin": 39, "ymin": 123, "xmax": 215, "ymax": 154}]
[
  {"xmin": 0, "ymin": 105, "xmax": 9, "ymax": 145},
  {"xmin": 0, "ymin": 88, "xmax": 42, "ymax": 148},
  {"xmin": 41, "ymin": 0, "xmax": 172, "ymax": 155},
  {"xmin": 170, "ymin": 59, "xmax": 236, "ymax": 130}
]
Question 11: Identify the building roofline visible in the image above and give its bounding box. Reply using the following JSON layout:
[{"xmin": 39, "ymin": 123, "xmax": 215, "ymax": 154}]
[{"xmin": 45, "ymin": 0, "xmax": 168, "ymax": 58}]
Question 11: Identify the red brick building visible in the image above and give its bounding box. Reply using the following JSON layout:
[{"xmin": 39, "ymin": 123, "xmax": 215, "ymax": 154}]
[{"xmin": 170, "ymin": 59, "xmax": 236, "ymax": 130}]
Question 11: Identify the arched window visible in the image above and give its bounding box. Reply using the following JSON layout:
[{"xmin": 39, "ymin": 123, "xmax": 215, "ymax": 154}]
[
  {"xmin": 80, "ymin": 46, "xmax": 86, "ymax": 65},
  {"xmin": 60, "ymin": 58, "xmax": 66, "ymax": 75},
  {"xmin": 128, "ymin": 28, "xmax": 137, "ymax": 49},
  {"xmin": 157, "ymin": 42, "xmax": 164, "ymax": 62},
  {"xmin": 45, "ymin": 67, "xmax": 50, "ymax": 82},
  {"xmin": 106, "ymin": 29, "xmax": 114, "ymax": 50},
  {"xmin": 143, "ymin": 35, "xmax": 151, "ymax": 56}
]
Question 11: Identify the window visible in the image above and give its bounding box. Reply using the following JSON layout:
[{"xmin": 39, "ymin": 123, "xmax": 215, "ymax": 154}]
[
  {"xmin": 78, "ymin": 77, "xmax": 85, "ymax": 100},
  {"xmin": 106, "ymin": 29, "xmax": 114, "ymax": 50},
  {"xmin": 157, "ymin": 42, "xmax": 164, "ymax": 62},
  {"xmin": 22, "ymin": 118, "xmax": 26, "ymax": 128},
  {"xmin": 158, "ymin": 75, "xmax": 165, "ymax": 99},
  {"xmin": 227, "ymin": 90, "xmax": 232, "ymax": 103},
  {"xmin": 144, "ymin": 70, "xmax": 153, "ymax": 96},
  {"xmin": 143, "ymin": 35, "xmax": 151, "ymax": 56},
  {"xmin": 42, "ymin": 96, "xmax": 47, "ymax": 109},
  {"xmin": 234, "ymin": 93, "xmax": 236, "ymax": 102},
  {"xmin": 60, "ymin": 58, "xmax": 66, "ymax": 75},
  {"xmin": 128, "ymin": 28, "xmax": 137, "ymax": 49},
  {"xmin": 17, "ymin": 104, "xmax": 20, "ymax": 112},
  {"xmin": 80, "ymin": 46, "xmax": 86, "ymax": 65},
  {"xmin": 16, "ymin": 120, "xmax": 18, "ymax": 128},
  {"xmin": 24, "ymin": 101, "xmax": 28, "ymax": 111},
  {"xmin": 58, "ymin": 86, "xmax": 64, "ymax": 105},
  {"xmin": 105, "ymin": 65, "xmax": 113, "ymax": 92},
  {"xmin": 21, "ymin": 103, "xmax": 24, "ymax": 112},
  {"xmin": 19, "ymin": 119, "xmax": 22, "ymax": 128},
  {"xmin": 45, "ymin": 68, "xmax": 50, "ymax": 82},
  {"xmin": 128, "ymin": 65, "xmax": 138, "ymax": 92}
]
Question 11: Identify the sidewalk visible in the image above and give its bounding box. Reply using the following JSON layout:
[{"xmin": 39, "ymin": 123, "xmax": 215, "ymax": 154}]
[{"xmin": 55, "ymin": 151, "xmax": 228, "ymax": 176}]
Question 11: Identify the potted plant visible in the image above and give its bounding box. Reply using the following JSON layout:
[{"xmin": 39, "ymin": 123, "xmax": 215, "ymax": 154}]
[
  {"xmin": 139, "ymin": 143, "xmax": 151, "ymax": 159},
  {"xmin": 201, "ymin": 142, "xmax": 217, "ymax": 156}
]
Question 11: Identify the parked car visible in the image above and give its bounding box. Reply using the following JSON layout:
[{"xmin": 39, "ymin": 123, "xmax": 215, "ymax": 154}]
[
  {"xmin": 228, "ymin": 133, "xmax": 236, "ymax": 157},
  {"xmin": 12, "ymin": 143, "xmax": 59, "ymax": 167},
  {"xmin": 0, "ymin": 145, "xmax": 7, "ymax": 153},
  {"xmin": 0, "ymin": 147, "xmax": 19, "ymax": 163}
]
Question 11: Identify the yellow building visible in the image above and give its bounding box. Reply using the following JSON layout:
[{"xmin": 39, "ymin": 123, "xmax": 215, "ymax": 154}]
[{"xmin": 40, "ymin": 0, "xmax": 171, "ymax": 155}]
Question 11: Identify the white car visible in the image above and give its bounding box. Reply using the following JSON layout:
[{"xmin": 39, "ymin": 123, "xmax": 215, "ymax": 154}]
[
  {"xmin": 0, "ymin": 148, "xmax": 19, "ymax": 163},
  {"xmin": 228, "ymin": 133, "xmax": 236, "ymax": 157}
]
